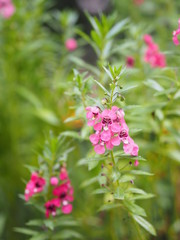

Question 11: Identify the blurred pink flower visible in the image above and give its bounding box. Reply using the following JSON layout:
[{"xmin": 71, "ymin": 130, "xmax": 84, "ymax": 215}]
[
  {"xmin": 24, "ymin": 172, "xmax": 46, "ymax": 201},
  {"xmin": 59, "ymin": 167, "xmax": 68, "ymax": 181},
  {"xmin": 126, "ymin": 56, "xmax": 135, "ymax": 68},
  {"xmin": 172, "ymin": 19, "xmax": 180, "ymax": 45},
  {"xmin": 50, "ymin": 177, "xmax": 59, "ymax": 186},
  {"xmin": 133, "ymin": 0, "xmax": 144, "ymax": 5},
  {"xmin": 65, "ymin": 38, "xmax": 77, "ymax": 51},
  {"xmin": 143, "ymin": 34, "xmax": 166, "ymax": 68},
  {"xmin": 0, "ymin": 0, "xmax": 15, "ymax": 19}
]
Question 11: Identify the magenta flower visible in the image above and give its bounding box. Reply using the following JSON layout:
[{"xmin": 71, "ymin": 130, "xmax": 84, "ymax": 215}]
[
  {"xmin": 45, "ymin": 198, "xmax": 60, "ymax": 218},
  {"xmin": 143, "ymin": 34, "xmax": 166, "ymax": 68},
  {"xmin": 172, "ymin": 19, "xmax": 180, "ymax": 45},
  {"xmin": 65, "ymin": 38, "xmax": 77, "ymax": 51},
  {"xmin": 86, "ymin": 106, "xmax": 139, "ymax": 158},
  {"xmin": 0, "ymin": 0, "xmax": 15, "ymax": 19},
  {"xmin": 126, "ymin": 56, "xmax": 135, "ymax": 68},
  {"xmin": 24, "ymin": 172, "xmax": 46, "ymax": 201}
]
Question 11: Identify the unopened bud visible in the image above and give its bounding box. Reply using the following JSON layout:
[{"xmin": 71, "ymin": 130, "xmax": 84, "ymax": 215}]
[{"xmin": 101, "ymin": 98, "xmax": 107, "ymax": 105}]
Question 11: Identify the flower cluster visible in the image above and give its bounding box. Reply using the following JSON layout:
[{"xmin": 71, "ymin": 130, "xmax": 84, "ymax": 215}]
[
  {"xmin": 46, "ymin": 167, "xmax": 74, "ymax": 218},
  {"xmin": 172, "ymin": 19, "xmax": 180, "ymax": 45},
  {"xmin": 86, "ymin": 106, "xmax": 139, "ymax": 162},
  {"xmin": 143, "ymin": 34, "xmax": 166, "ymax": 68},
  {"xmin": 0, "ymin": 0, "xmax": 15, "ymax": 19},
  {"xmin": 24, "ymin": 167, "xmax": 74, "ymax": 218},
  {"xmin": 24, "ymin": 172, "xmax": 46, "ymax": 201}
]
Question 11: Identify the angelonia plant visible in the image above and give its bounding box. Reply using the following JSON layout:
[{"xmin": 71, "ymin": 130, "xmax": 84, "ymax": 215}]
[
  {"xmin": 16, "ymin": 11, "xmax": 180, "ymax": 240},
  {"xmin": 70, "ymin": 65, "xmax": 156, "ymax": 238},
  {"xmin": 15, "ymin": 133, "xmax": 81, "ymax": 240}
]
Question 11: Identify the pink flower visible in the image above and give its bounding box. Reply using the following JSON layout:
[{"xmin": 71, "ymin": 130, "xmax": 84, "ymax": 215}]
[
  {"xmin": 172, "ymin": 19, "xmax": 180, "ymax": 45},
  {"xmin": 86, "ymin": 106, "xmax": 101, "ymax": 128},
  {"xmin": 53, "ymin": 182, "xmax": 74, "ymax": 203},
  {"xmin": 45, "ymin": 198, "xmax": 60, "ymax": 218},
  {"xmin": 50, "ymin": 177, "xmax": 59, "ymax": 186},
  {"xmin": 143, "ymin": 34, "xmax": 166, "ymax": 68},
  {"xmin": 65, "ymin": 38, "xmax": 77, "ymax": 51},
  {"xmin": 126, "ymin": 56, "xmax": 134, "ymax": 68},
  {"xmin": 134, "ymin": 160, "xmax": 139, "ymax": 166},
  {"xmin": 86, "ymin": 106, "xmax": 139, "ymax": 158},
  {"xmin": 0, "ymin": 0, "xmax": 15, "ymax": 19},
  {"xmin": 133, "ymin": 0, "xmax": 144, "ymax": 5},
  {"xmin": 143, "ymin": 34, "xmax": 153, "ymax": 45},
  {"xmin": 24, "ymin": 172, "xmax": 46, "ymax": 201},
  {"xmin": 62, "ymin": 202, "xmax": 73, "ymax": 214}
]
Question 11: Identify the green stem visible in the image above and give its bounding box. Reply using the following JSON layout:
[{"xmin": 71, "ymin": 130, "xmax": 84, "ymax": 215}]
[{"xmin": 110, "ymin": 151, "xmax": 115, "ymax": 165}]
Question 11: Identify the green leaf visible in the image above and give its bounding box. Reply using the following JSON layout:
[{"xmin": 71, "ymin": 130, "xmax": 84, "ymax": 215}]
[
  {"xmin": 130, "ymin": 194, "xmax": 155, "ymax": 200},
  {"xmin": 132, "ymin": 215, "xmax": 156, "ymax": 236},
  {"xmin": 17, "ymin": 86, "xmax": 42, "ymax": 108},
  {"xmin": 168, "ymin": 150, "xmax": 180, "ymax": 163},
  {"xmin": 174, "ymin": 90, "xmax": 180, "ymax": 99},
  {"xmin": 14, "ymin": 228, "xmax": 38, "ymax": 236},
  {"xmin": 103, "ymin": 66, "xmax": 113, "ymax": 80},
  {"xmin": 53, "ymin": 230, "xmax": 83, "ymax": 239},
  {"xmin": 126, "ymin": 188, "xmax": 147, "ymax": 195},
  {"xmin": 80, "ymin": 176, "xmax": 98, "ymax": 188},
  {"xmin": 129, "ymin": 170, "xmax": 154, "ymax": 176},
  {"xmin": 92, "ymin": 188, "xmax": 109, "ymax": 195},
  {"xmin": 44, "ymin": 220, "xmax": 54, "ymax": 230},
  {"xmin": 121, "ymin": 84, "xmax": 138, "ymax": 93},
  {"xmin": 78, "ymin": 156, "xmax": 107, "ymax": 166},
  {"xmin": 94, "ymin": 79, "xmax": 110, "ymax": 95},
  {"xmin": 144, "ymin": 79, "xmax": 164, "ymax": 92},
  {"xmin": 119, "ymin": 174, "xmax": 135, "ymax": 183},
  {"xmin": 124, "ymin": 200, "xmax": 146, "ymax": 217},
  {"xmin": 30, "ymin": 233, "xmax": 48, "ymax": 240},
  {"xmin": 98, "ymin": 203, "xmax": 122, "ymax": 212},
  {"xmin": 114, "ymin": 187, "xmax": 125, "ymax": 200},
  {"xmin": 33, "ymin": 108, "xmax": 60, "ymax": 126},
  {"xmin": 26, "ymin": 219, "xmax": 43, "ymax": 227},
  {"xmin": 71, "ymin": 56, "xmax": 100, "ymax": 76},
  {"xmin": 64, "ymin": 116, "xmax": 84, "ymax": 123},
  {"xmin": 106, "ymin": 18, "xmax": 129, "ymax": 39},
  {"xmin": 61, "ymin": 131, "xmax": 88, "ymax": 140}
]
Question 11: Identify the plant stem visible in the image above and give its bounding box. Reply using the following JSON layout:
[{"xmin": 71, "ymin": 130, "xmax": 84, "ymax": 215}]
[{"xmin": 110, "ymin": 151, "xmax": 115, "ymax": 165}]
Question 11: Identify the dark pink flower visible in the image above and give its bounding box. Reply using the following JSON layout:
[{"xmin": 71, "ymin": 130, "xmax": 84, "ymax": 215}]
[
  {"xmin": 45, "ymin": 198, "xmax": 60, "ymax": 218},
  {"xmin": 0, "ymin": 0, "xmax": 15, "ymax": 19},
  {"xmin": 172, "ymin": 19, "xmax": 180, "ymax": 45},
  {"xmin": 126, "ymin": 56, "xmax": 134, "ymax": 68},
  {"xmin": 24, "ymin": 172, "xmax": 46, "ymax": 201},
  {"xmin": 65, "ymin": 38, "xmax": 77, "ymax": 51}
]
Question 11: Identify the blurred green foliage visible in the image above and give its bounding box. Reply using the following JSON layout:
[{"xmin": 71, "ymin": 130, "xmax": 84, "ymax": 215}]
[{"xmin": 0, "ymin": 0, "xmax": 180, "ymax": 239}]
